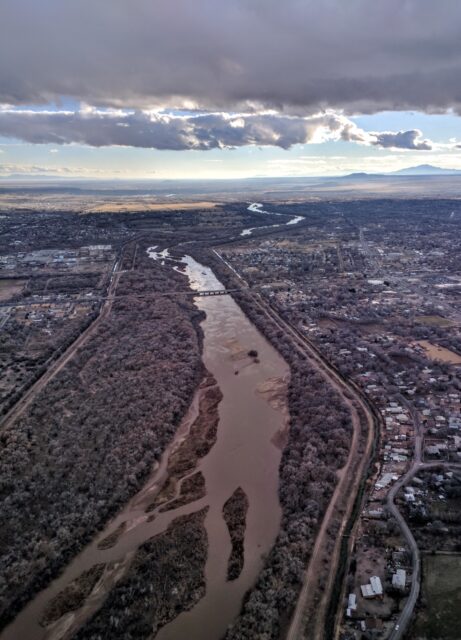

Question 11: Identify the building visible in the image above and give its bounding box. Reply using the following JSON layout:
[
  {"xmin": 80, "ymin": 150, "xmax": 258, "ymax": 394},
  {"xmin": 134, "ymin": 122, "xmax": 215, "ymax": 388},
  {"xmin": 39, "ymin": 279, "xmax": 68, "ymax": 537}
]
[
  {"xmin": 346, "ymin": 593, "xmax": 357, "ymax": 617},
  {"xmin": 370, "ymin": 576, "xmax": 383, "ymax": 596},
  {"xmin": 361, "ymin": 576, "xmax": 383, "ymax": 599},
  {"xmin": 392, "ymin": 569, "xmax": 406, "ymax": 591},
  {"xmin": 361, "ymin": 584, "xmax": 375, "ymax": 599}
]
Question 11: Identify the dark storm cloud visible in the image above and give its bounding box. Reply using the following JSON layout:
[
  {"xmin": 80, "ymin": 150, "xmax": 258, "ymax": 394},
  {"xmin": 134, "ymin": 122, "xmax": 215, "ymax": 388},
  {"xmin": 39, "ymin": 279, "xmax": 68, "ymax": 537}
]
[
  {"xmin": 1, "ymin": 0, "xmax": 461, "ymax": 113},
  {"xmin": 0, "ymin": 109, "xmax": 436, "ymax": 150}
]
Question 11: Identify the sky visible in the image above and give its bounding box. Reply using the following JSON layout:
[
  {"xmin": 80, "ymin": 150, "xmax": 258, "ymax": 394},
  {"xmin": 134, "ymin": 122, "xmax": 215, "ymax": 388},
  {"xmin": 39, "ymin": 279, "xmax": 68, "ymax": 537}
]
[{"xmin": 1, "ymin": 0, "xmax": 461, "ymax": 179}]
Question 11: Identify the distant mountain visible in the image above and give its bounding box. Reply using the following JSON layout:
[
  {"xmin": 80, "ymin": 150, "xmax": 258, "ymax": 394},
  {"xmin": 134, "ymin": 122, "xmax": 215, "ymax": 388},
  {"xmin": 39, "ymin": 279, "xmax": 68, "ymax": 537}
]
[
  {"xmin": 341, "ymin": 172, "xmax": 372, "ymax": 179},
  {"xmin": 342, "ymin": 164, "xmax": 461, "ymax": 179},
  {"xmin": 389, "ymin": 164, "xmax": 461, "ymax": 176}
]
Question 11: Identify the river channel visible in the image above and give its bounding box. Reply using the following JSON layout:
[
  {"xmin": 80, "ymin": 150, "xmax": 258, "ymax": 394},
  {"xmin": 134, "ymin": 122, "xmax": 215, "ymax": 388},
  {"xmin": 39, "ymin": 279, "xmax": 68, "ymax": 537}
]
[
  {"xmin": 1, "ymin": 253, "xmax": 289, "ymax": 640},
  {"xmin": 241, "ymin": 202, "xmax": 304, "ymax": 236}
]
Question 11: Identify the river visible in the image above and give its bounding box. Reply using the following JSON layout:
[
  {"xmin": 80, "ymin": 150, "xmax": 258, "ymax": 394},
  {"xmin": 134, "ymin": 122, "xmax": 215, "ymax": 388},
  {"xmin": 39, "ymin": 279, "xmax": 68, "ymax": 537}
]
[
  {"xmin": 1, "ymin": 253, "xmax": 289, "ymax": 640},
  {"xmin": 241, "ymin": 202, "xmax": 304, "ymax": 236}
]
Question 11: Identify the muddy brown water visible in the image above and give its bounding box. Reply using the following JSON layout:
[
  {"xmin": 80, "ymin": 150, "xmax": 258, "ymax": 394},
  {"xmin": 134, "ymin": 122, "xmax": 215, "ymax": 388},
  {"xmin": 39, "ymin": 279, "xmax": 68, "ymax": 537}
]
[{"xmin": 1, "ymin": 254, "xmax": 289, "ymax": 640}]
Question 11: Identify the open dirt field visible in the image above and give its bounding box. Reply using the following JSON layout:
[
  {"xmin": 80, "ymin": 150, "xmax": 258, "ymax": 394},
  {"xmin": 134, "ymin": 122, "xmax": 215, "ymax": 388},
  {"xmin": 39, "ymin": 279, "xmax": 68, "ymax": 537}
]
[
  {"xmin": 85, "ymin": 200, "xmax": 219, "ymax": 213},
  {"xmin": 416, "ymin": 340, "xmax": 461, "ymax": 365},
  {"xmin": 0, "ymin": 279, "xmax": 26, "ymax": 301}
]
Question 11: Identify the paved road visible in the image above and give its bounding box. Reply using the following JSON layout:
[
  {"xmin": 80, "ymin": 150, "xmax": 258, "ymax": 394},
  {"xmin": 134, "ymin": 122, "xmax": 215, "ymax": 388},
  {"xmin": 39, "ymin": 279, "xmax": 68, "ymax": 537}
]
[
  {"xmin": 386, "ymin": 397, "xmax": 461, "ymax": 640},
  {"xmin": 387, "ymin": 468, "xmax": 421, "ymax": 640},
  {"xmin": 386, "ymin": 397, "xmax": 423, "ymax": 640}
]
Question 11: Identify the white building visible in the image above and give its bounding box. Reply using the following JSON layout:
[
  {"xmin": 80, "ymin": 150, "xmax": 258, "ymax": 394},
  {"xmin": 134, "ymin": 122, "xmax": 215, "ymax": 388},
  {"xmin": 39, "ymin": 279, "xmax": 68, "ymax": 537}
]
[
  {"xmin": 346, "ymin": 593, "xmax": 357, "ymax": 617},
  {"xmin": 392, "ymin": 569, "xmax": 406, "ymax": 590},
  {"xmin": 361, "ymin": 576, "xmax": 383, "ymax": 599},
  {"xmin": 370, "ymin": 576, "xmax": 383, "ymax": 596}
]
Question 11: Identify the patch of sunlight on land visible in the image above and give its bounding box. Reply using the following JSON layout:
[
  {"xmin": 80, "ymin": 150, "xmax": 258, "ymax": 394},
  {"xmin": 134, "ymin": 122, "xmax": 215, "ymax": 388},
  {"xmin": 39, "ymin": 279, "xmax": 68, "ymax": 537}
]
[
  {"xmin": 85, "ymin": 201, "xmax": 219, "ymax": 213},
  {"xmin": 416, "ymin": 340, "xmax": 461, "ymax": 364}
]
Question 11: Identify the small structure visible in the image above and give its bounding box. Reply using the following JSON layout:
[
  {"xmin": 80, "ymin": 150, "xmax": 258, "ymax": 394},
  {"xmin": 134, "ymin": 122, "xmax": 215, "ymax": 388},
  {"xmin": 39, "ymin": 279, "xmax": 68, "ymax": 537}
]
[
  {"xmin": 370, "ymin": 576, "xmax": 383, "ymax": 596},
  {"xmin": 346, "ymin": 593, "xmax": 357, "ymax": 617},
  {"xmin": 361, "ymin": 584, "xmax": 374, "ymax": 599},
  {"xmin": 392, "ymin": 569, "xmax": 406, "ymax": 591},
  {"xmin": 361, "ymin": 576, "xmax": 383, "ymax": 599}
]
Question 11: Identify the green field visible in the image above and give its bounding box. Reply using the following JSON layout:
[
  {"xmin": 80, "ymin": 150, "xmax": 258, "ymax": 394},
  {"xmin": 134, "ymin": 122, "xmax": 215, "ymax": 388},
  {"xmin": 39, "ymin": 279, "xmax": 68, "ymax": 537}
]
[
  {"xmin": 410, "ymin": 554, "xmax": 461, "ymax": 639},
  {"xmin": 415, "ymin": 315, "xmax": 456, "ymax": 328}
]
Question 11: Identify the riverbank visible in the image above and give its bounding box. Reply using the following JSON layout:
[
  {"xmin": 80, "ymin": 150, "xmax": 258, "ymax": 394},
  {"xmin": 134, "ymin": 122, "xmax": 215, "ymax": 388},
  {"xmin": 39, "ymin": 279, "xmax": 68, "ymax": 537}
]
[
  {"xmin": 188, "ymin": 247, "xmax": 361, "ymax": 639},
  {"xmin": 0, "ymin": 245, "xmax": 205, "ymax": 633},
  {"xmin": 0, "ymin": 251, "xmax": 289, "ymax": 640},
  {"xmin": 146, "ymin": 374, "xmax": 222, "ymax": 513},
  {"xmin": 73, "ymin": 508, "xmax": 209, "ymax": 639}
]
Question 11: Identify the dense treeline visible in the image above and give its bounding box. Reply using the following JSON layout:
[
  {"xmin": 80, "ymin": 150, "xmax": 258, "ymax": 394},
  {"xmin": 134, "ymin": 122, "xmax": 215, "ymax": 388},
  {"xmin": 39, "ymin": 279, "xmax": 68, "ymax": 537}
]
[
  {"xmin": 74, "ymin": 508, "xmax": 209, "ymax": 640},
  {"xmin": 191, "ymin": 248, "xmax": 353, "ymax": 639},
  {"xmin": 223, "ymin": 487, "xmax": 249, "ymax": 581},
  {"xmin": 0, "ymin": 245, "xmax": 205, "ymax": 629}
]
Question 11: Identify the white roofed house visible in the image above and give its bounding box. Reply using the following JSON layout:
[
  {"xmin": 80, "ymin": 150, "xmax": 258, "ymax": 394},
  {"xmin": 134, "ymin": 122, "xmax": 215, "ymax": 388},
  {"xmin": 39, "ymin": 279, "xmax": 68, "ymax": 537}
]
[
  {"xmin": 361, "ymin": 584, "xmax": 375, "ymax": 599},
  {"xmin": 346, "ymin": 592, "xmax": 357, "ymax": 617},
  {"xmin": 360, "ymin": 576, "xmax": 383, "ymax": 599},
  {"xmin": 392, "ymin": 569, "xmax": 406, "ymax": 591},
  {"xmin": 370, "ymin": 576, "xmax": 383, "ymax": 596}
]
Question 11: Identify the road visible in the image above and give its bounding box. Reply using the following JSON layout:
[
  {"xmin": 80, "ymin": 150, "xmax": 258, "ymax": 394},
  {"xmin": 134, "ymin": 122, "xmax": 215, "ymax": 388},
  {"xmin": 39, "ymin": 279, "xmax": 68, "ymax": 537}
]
[
  {"xmin": 211, "ymin": 244, "xmax": 461, "ymax": 639},
  {"xmin": 256, "ymin": 296, "xmax": 376, "ymax": 640},
  {"xmin": 0, "ymin": 256, "xmax": 122, "ymax": 433},
  {"xmin": 385, "ymin": 396, "xmax": 423, "ymax": 640},
  {"xmin": 386, "ymin": 392, "xmax": 461, "ymax": 640},
  {"xmin": 387, "ymin": 468, "xmax": 421, "ymax": 640},
  {"xmin": 211, "ymin": 249, "xmax": 378, "ymax": 640}
]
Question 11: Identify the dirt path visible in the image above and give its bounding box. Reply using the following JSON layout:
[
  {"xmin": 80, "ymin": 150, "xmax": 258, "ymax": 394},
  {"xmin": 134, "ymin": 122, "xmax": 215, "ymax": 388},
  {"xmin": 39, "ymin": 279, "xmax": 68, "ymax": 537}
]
[
  {"xmin": 209, "ymin": 249, "xmax": 378, "ymax": 639},
  {"xmin": 251, "ymin": 296, "xmax": 376, "ymax": 640},
  {"xmin": 0, "ymin": 259, "xmax": 122, "ymax": 433}
]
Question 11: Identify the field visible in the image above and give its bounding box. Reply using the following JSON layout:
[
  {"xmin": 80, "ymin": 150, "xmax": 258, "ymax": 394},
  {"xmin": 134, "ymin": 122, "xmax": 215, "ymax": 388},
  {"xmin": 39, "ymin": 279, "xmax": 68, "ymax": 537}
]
[
  {"xmin": 410, "ymin": 554, "xmax": 461, "ymax": 639},
  {"xmin": 415, "ymin": 315, "xmax": 456, "ymax": 328},
  {"xmin": 85, "ymin": 200, "xmax": 219, "ymax": 213},
  {"xmin": 416, "ymin": 340, "xmax": 461, "ymax": 364},
  {"xmin": 0, "ymin": 278, "xmax": 26, "ymax": 301}
]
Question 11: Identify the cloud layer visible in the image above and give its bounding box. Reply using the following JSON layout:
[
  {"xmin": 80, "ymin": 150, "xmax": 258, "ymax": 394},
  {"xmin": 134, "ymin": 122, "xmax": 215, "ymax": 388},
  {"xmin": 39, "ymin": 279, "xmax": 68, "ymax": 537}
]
[
  {"xmin": 1, "ymin": 0, "xmax": 461, "ymax": 113},
  {"xmin": 0, "ymin": 108, "xmax": 435, "ymax": 151}
]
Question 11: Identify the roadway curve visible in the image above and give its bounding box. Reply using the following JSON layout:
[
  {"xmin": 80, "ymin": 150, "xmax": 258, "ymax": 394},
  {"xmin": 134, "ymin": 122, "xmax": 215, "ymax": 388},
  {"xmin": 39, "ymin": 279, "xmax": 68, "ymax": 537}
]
[
  {"xmin": 386, "ymin": 394, "xmax": 460, "ymax": 640},
  {"xmin": 386, "ymin": 397, "xmax": 423, "ymax": 640}
]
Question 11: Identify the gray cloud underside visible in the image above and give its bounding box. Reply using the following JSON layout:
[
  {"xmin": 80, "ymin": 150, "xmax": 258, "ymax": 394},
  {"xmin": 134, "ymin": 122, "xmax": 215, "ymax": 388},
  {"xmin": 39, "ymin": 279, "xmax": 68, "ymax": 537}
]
[
  {"xmin": 1, "ymin": 0, "xmax": 461, "ymax": 113},
  {"xmin": 0, "ymin": 110, "xmax": 434, "ymax": 151}
]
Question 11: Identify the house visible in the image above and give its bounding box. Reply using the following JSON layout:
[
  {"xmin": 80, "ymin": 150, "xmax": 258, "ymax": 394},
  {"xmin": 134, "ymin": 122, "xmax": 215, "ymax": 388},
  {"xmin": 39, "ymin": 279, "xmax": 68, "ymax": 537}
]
[
  {"xmin": 370, "ymin": 576, "xmax": 383, "ymax": 596},
  {"xmin": 361, "ymin": 584, "xmax": 374, "ymax": 599},
  {"xmin": 392, "ymin": 569, "xmax": 406, "ymax": 591},
  {"xmin": 346, "ymin": 593, "xmax": 357, "ymax": 617},
  {"xmin": 361, "ymin": 576, "xmax": 383, "ymax": 598}
]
